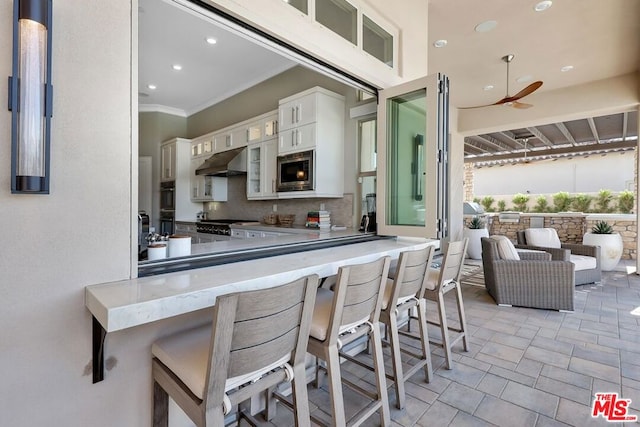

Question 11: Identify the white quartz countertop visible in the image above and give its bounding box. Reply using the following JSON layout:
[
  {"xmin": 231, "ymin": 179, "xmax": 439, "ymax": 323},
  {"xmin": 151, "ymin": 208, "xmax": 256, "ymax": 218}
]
[{"xmin": 87, "ymin": 237, "xmax": 439, "ymax": 333}]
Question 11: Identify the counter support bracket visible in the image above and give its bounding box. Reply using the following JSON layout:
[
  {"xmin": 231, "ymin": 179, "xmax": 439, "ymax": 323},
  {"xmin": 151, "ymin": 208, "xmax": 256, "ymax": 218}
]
[{"xmin": 92, "ymin": 316, "xmax": 106, "ymax": 383}]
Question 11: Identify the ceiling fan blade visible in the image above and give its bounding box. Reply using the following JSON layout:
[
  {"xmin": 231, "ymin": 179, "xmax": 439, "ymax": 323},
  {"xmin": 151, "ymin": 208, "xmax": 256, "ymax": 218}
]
[{"xmin": 511, "ymin": 81, "xmax": 543, "ymax": 101}]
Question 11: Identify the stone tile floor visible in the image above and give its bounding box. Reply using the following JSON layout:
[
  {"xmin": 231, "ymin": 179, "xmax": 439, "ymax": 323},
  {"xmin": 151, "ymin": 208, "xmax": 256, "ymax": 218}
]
[{"xmin": 252, "ymin": 260, "xmax": 640, "ymax": 426}]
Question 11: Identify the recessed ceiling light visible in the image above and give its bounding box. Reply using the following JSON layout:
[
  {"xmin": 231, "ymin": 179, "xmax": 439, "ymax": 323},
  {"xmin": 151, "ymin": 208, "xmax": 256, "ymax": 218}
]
[
  {"xmin": 516, "ymin": 75, "xmax": 533, "ymax": 83},
  {"xmin": 560, "ymin": 65, "xmax": 574, "ymax": 72},
  {"xmin": 483, "ymin": 85, "xmax": 494, "ymax": 91},
  {"xmin": 475, "ymin": 20, "xmax": 497, "ymax": 33},
  {"xmin": 534, "ymin": 1, "xmax": 553, "ymax": 12},
  {"xmin": 433, "ymin": 39, "xmax": 447, "ymax": 48},
  {"xmin": 147, "ymin": 84, "xmax": 157, "ymax": 90},
  {"xmin": 206, "ymin": 37, "xmax": 217, "ymax": 45},
  {"xmin": 172, "ymin": 64, "xmax": 182, "ymax": 71}
]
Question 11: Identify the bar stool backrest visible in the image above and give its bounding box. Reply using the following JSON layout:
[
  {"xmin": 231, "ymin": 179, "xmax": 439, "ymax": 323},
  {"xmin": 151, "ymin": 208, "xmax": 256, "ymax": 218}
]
[
  {"xmin": 204, "ymin": 275, "xmax": 318, "ymax": 406},
  {"xmin": 390, "ymin": 246, "xmax": 435, "ymax": 304},
  {"xmin": 327, "ymin": 256, "xmax": 390, "ymax": 346},
  {"xmin": 437, "ymin": 238, "xmax": 469, "ymax": 286}
]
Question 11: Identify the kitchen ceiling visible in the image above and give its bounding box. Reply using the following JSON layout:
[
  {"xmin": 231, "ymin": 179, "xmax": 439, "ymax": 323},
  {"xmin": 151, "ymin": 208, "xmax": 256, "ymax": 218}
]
[{"xmin": 139, "ymin": 0, "xmax": 640, "ymax": 161}]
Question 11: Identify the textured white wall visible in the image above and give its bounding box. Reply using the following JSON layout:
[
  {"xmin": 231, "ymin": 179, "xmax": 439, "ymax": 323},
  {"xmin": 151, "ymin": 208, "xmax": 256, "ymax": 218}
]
[{"xmin": 474, "ymin": 151, "xmax": 635, "ymax": 196}]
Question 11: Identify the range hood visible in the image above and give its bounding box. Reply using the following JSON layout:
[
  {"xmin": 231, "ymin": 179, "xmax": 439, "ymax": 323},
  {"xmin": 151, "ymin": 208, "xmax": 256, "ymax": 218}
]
[{"xmin": 195, "ymin": 147, "xmax": 247, "ymax": 176}]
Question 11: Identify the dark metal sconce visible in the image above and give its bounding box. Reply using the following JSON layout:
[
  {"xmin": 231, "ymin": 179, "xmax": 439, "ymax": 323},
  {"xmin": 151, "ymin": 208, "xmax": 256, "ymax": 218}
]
[{"xmin": 8, "ymin": 0, "xmax": 53, "ymax": 194}]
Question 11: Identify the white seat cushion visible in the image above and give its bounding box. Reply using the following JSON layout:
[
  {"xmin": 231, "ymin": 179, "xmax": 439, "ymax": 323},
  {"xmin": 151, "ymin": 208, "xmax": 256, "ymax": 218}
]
[
  {"xmin": 310, "ymin": 288, "xmax": 369, "ymax": 341},
  {"xmin": 489, "ymin": 235, "xmax": 520, "ymax": 260},
  {"xmin": 152, "ymin": 325, "xmax": 290, "ymax": 399},
  {"xmin": 424, "ymin": 268, "xmax": 440, "ymax": 291},
  {"xmin": 525, "ymin": 228, "xmax": 562, "ymax": 248},
  {"xmin": 382, "ymin": 278, "xmax": 416, "ymax": 310},
  {"xmin": 570, "ymin": 254, "xmax": 597, "ymax": 271}
]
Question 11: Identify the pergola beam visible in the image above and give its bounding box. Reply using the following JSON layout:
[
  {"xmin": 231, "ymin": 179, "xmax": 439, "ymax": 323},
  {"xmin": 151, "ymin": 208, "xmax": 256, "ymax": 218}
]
[
  {"xmin": 464, "ymin": 140, "xmax": 637, "ymax": 163},
  {"xmin": 499, "ymin": 131, "xmax": 526, "ymax": 149},
  {"xmin": 587, "ymin": 117, "xmax": 601, "ymax": 144},
  {"xmin": 526, "ymin": 127, "xmax": 554, "ymax": 147},
  {"xmin": 555, "ymin": 122, "xmax": 577, "ymax": 146},
  {"xmin": 469, "ymin": 135, "xmax": 513, "ymax": 152}
]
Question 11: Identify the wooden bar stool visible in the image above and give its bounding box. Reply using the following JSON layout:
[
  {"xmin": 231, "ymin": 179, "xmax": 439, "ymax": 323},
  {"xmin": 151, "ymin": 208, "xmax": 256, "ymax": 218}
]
[
  {"xmin": 307, "ymin": 256, "xmax": 391, "ymax": 427},
  {"xmin": 151, "ymin": 274, "xmax": 318, "ymax": 427},
  {"xmin": 423, "ymin": 238, "xmax": 470, "ymax": 369},
  {"xmin": 380, "ymin": 246, "xmax": 435, "ymax": 410}
]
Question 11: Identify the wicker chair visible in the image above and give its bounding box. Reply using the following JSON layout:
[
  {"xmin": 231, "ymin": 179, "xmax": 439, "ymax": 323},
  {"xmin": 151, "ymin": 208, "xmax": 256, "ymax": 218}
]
[
  {"xmin": 481, "ymin": 237, "xmax": 575, "ymax": 311},
  {"xmin": 516, "ymin": 228, "xmax": 601, "ymax": 286}
]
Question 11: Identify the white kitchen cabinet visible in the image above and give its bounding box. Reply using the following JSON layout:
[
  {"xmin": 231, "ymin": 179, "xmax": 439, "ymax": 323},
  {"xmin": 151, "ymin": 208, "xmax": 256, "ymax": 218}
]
[
  {"xmin": 279, "ymin": 90, "xmax": 319, "ymax": 131},
  {"xmin": 247, "ymin": 111, "xmax": 279, "ymax": 144},
  {"xmin": 277, "ymin": 87, "xmax": 345, "ymax": 154},
  {"xmin": 189, "ymin": 158, "xmax": 228, "ymax": 202},
  {"xmin": 278, "ymin": 123, "xmax": 317, "ymax": 153},
  {"xmin": 246, "ymin": 137, "xmax": 278, "ymax": 200},
  {"xmin": 214, "ymin": 124, "xmax": 248, "ymax": 153},
  {"xmin": 191, "ymin": 134, "xmax": 214, "ymax": 159},
  {"xmin": 160, "ymin": 142, "xmax": 176, "ymax": 182},
  {"xmin": 277, "ymin": 87, "xmax": 345, "ymax": 198},
  {"xmin": 163, "ymin": 138, "xmax": 203, "ymax": 221}
]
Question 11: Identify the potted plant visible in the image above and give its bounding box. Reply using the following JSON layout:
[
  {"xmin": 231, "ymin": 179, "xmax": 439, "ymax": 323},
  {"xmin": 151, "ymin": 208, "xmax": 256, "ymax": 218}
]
[
  {"xmin": 463, "ymin": 216, "xmax": 489, "ymax": 260},
  {"xmin": 582, "ymin": 220, "xmax": 623, "ymax": 271}
]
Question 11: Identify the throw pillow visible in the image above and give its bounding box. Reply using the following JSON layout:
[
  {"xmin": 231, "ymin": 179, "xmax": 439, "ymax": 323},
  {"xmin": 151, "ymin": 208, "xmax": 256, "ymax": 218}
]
[
  {"xmin": 525, "ymin": 228, "xmax": 562, "ymax": 248},
  {"xmin": 490, "ymin": 235, "xmax": 520, "ymax": 260}
]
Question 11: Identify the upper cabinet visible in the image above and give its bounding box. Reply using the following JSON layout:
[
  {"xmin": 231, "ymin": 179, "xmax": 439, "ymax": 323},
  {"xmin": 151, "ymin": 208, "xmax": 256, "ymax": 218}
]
[
  {"xmin": 277, "ymin": 87, "xmax": 345, "ymax": 198},
  {"xmin": 160, "ymin": 142, "xmax": 176, "ymax": 182},
  {"xmin": 190, "ymin": 138, "xmax": 228, "ymax": 202},
  {"xmin": 278, "ymin": 87, "xmax": 345, "ymax": 155},
  {"xmin": 247, "ymin": 111, "xmax": 279, "ymax": 200},
  {"xmin": 214, "ymin": 124, "xmax": 249, "ymax": 153}
]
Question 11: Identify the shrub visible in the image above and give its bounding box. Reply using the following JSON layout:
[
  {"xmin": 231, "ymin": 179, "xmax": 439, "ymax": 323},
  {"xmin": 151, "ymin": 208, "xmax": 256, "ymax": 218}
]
[
  {"xmin": 473, "ymin": 197, "xmax": 481, "ymax": 204},
  {"xmin": 480, "ymin": 196, "xmax": 495, "ymax": 212},
  {"xmin": 617, "ymin": 190, "xmax": 634, "ymax": 213},
  {"xmin": 591, "ymin": 220, "xmax": 613, "ymax": 234},
  {"xmin": 571, "ymin": 193, "xmax": 592, "ymax": 213},
  {"xmin": 512, "ymin": 193, "xmax": 530, "ymax": 212},
  {"xmin": 552, "ymin": 192, "xmax": 573, "ymax": 212},
  {"xmin": 533, "ymin": 196, "xmax": 550, "ymax": 213},
  {"xmin": 497, "ymin": 200, "xmax": 507, "ymax": 212},
  {"xmin": 595, "ymin": 189, "xmax": 614, "ymax": 213},
  {"xmin": 468, "ymin": 217, "xmax": 485, "ymax": 229}
]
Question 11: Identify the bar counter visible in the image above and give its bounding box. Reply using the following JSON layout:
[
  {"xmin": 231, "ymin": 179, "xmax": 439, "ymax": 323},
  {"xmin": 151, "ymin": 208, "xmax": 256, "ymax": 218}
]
[{"xmin": 85, "ymin": 235, "xmax": 439, "ymax": 382}]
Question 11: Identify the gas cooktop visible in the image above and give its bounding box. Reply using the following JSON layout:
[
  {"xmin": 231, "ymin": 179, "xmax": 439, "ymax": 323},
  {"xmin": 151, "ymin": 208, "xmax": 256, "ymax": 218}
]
[{"xmin": 196, "ymin": 219, "xmax": 258, "ymax": 235}]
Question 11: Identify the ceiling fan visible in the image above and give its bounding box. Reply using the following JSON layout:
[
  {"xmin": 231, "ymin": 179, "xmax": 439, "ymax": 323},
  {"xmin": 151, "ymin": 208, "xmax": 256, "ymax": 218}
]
[{"xmin": 463, "ymin": 54, "xmax": 543, "ymax": 109}]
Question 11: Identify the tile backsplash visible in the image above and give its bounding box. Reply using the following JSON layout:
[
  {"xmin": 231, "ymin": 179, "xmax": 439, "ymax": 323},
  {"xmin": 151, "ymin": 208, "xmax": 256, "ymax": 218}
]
[{"xmin": 204, "ymin": 176, "xmax": 355, "ymax": 228}]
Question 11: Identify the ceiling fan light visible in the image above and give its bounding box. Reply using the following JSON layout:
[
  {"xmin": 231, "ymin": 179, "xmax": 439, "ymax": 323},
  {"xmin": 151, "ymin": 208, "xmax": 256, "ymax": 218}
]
[{"xmin": 534, "ymin": 1, "xmax": 553, "ymax": 12}]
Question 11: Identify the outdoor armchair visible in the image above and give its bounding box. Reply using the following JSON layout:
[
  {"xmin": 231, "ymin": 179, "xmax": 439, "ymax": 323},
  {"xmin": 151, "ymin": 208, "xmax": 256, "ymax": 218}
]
[
  {"xmin": 481, "ymin": 236, "xmax": 575, "ymax": 311},
  {"xmin": 516, "ymin": 228, "xmax": 601, "ymax": 286}
]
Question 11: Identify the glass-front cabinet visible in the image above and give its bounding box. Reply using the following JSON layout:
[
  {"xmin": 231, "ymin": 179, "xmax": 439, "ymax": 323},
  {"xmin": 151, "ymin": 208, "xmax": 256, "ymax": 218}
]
[{"xmin": 376, "ymin": 74, "xmax": 449, "ymax": 239}]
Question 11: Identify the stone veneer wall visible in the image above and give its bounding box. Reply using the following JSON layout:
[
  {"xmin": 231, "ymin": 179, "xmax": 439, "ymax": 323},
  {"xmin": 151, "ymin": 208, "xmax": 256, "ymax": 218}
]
[
  {"xmin": 468, "ymin": 213, "xmax": 637, "ymax": 260},
  {"xmin": 463, "ymin": 163, "xmax": 474, "ymax": 202}
]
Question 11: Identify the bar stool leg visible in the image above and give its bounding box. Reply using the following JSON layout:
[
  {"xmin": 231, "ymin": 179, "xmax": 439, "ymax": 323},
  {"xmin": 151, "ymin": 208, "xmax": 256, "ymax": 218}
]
[
  {"xmin": 388, "ymin": 310, "xmax": 405, "ymax": 409},
  {"xmin": 292, "ymin": 364, "xmax": 311, "ymax": 427},
  {"xmin": 326, "ymin": 346, "xmax": 347, "ymax": 427},
  {"xmin": 454, "ymin": 283, "xmax": 469, "ymax": 351},
  {"xmin": 371, "ymin": 325, "xmax": 391, "ymax": 426},
  {"xmin": 417, "ymin": 299, "xmax": 433, "ymax": 382},
  {"xmin": 436, "ymin": 291, "xmax": 454, "ymax": 370}
]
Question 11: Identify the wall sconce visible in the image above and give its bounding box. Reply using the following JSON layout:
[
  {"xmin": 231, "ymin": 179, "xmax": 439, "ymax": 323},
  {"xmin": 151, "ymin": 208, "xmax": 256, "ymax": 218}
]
[{"xmin": 8, "ymin": 0, "xmax": 53, "ymax": 194}]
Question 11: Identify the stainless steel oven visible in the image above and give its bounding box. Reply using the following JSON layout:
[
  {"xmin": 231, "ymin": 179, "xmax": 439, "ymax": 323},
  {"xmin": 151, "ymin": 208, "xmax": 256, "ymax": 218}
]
[
  {"xmin": 159, "ymin": 210, "xmax": 175, "ymax": 235},
  {"xmin": 277, "ymin": 150, "xmax": 314, "ymax": 192},
  {"xmin": 160, "ymin": 181, "xmax": 175, "ymax": 211}
]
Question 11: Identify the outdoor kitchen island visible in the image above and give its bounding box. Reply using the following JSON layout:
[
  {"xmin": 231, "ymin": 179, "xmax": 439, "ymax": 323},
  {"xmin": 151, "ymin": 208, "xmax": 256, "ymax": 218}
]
[{"xmin": 85, "ymin": 234, "xmax": 439, "ymax": 383}]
